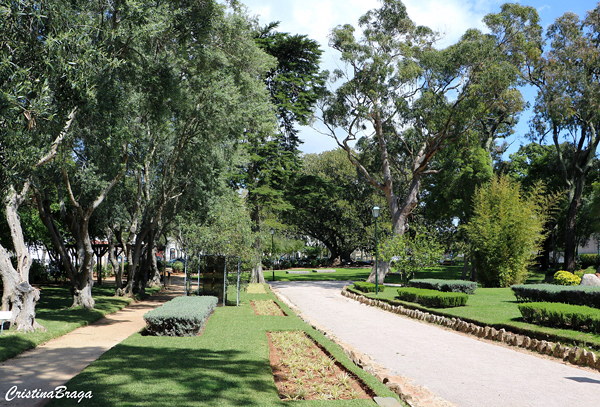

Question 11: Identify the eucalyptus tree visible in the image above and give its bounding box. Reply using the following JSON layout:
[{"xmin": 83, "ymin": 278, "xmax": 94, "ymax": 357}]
[
  {"xmin": 0, "ymin": 0, "xmax": 106, "ymax": 327},
  {"xmin": 320, "ymin": 0, "xmax": 529, "ymax": 283},
  {"xmin": 500, "ymin": 4, "xmax": 600, "ymax": 272}
]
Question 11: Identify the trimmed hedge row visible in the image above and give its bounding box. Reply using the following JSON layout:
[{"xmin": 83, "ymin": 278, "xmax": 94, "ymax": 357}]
[
  {"xmin": 396, "ymin": 287, "xmax": 468, "ymax": 308},
  {"xmin": 353, "ymin": 282, "xmax": 386, "ymax": 293},
  {"xmin": 511, "ymin": 284, "xmax": 600, "ymax": 309},
  {"xmin": 409, "ymin": 279, "xmax": 477, "ymax": 294},
  {"xmin": 519, "ymin": 302, "xmax": 600, "ymax": 334},
  {"xmin": 143, "ymin": 296, "xmax": 218, "ymax": 336}
]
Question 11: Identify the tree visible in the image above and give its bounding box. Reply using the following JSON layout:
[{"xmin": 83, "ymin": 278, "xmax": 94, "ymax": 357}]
[
  {"xmin": 379, "ymin": 228, "xmax": 444, "ymax": 285},
  {"xmin": 0, "ymin": 0, "xmax": 96, "ymax": 327},
  {"xmin": 320, "ymin": 0, "xmax": 528, "ymax": 284},
  {"xmin": 464, "ymin": 175, "xmax": 552, "ymax": 287},
  {"xmin": 524, "ymin": 5, "xmax": 600, "ymax": 272},
  {"xmin": 284, "ymin": 148, "xmax": 383, "ymax": 265},
  {"xmin": 233, "ymin": 22, "xmax": 326, "ymax": 283}
]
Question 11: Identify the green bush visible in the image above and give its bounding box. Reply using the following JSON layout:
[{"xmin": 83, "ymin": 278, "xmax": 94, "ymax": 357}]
[
  {"xmin": 353, "ymin": 282, "xmax": 386, "ymax": 293},
  {"xmin": 518, "ymin": 302, "xmax": 600, "ymax": 334},
  {"xmin": 172, "ymin": 261, "xmax": 184, "ymax": 272},
  {"xmin": 409, "ymin": 279, "xmax": 477, "ymax": 294},
  {"xmin": 396, "ymin": 287, "xmax": 468, "ymax": 308},
  {"xmin": 575, "ymin": 267, "xmax": 597, "ymax": 279},
  {"xmin": 143, "ymin": 296, "xmax": 218, "ymax": 336},
  {"xmin": 511, "ymin": 284, "xmax": 600, "ymax": 309},
  {"xmin": 579, "ymin": 254, "xmax": 599, "ymax": 269},
  {"xmin": 464, "ymin": 175, "xmax": 550, "ymax": 287},
  {"xmin": 553, "ymin": 270, "xmax": 581, "ymax": 286}
]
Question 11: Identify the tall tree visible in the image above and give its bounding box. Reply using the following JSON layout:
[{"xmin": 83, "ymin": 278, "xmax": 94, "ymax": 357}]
[
  {"xmin": 234, "ymin": 22, "xmax": 326, "ymax": 283},
  {"xmin": 520, "ymin": 5, "xmax": 600, "ymax": 272},
  {"xmin": 320, "ymin": 0, "xmax": 528, "ymax": 283}
]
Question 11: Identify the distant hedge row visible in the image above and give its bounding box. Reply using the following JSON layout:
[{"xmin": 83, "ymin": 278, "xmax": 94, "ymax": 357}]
[
  {"xmin": 396, "ymin": 287, "xmax": 468, "ymax": 308},
  {"xmin": 144, "ymin": 296, "xmax": 218, "ymax": 336},
  {"xmin": 409, "ymin": 279, "xmax": 477, "ymax": 294},
  {"xmin": 511, "ymin": 284, "xmax": 600, "ymax": 309},
  {"xmin": 353, "ymin": 282, "xmax": 386, "ymax": 293},
  {"xmin": 519, "ymin": 302, "xmax": 600, "ymax": 334}
]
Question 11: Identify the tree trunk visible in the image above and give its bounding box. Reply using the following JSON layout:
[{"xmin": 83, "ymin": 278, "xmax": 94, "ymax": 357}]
[
  {"xmin": 461, "ymin": 255, "xmax": 470, "ymax": 280},
  {"xmin": 250, "ymin": 205, "xmax": 265, "ymax": 284},
  {"xmin": 251, "ymin": 263, "xmax": 266, "ymax": 284},
  {"xmin": 147, "ymin": 245, "xmax": 161, "ymax": 287},
  {"xmin": 0, "ymin": 185, "xmax": 45, "ymax": 332},
  {"xmin": 564, "ymin": 176, "xmax": 585, "ymax": 273},
  {"xmin": 366, "ymin": 260, "xmax": 390, "ymax": 284}
]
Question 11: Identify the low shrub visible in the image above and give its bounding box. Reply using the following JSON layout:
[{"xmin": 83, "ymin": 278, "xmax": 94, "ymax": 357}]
[
  {"xmin": 518, "ymin": 302, "xmax": 600, "ymax": 334},
  {"xmin": 143, "ymin": 296, "xmax": 218, "ymax": 336},
  {"xmin": 353, "ymin": 282, "xmax": 386, "ymax": 293},
  {"xmin": 409, "ymin": 279, "xmax": 477, "ymax": 294},
  {"xmin": 511, "ymin": 284, "xmax": 600, "ymax": 309},
  {"xmin": 396, "ymin": 287, "xmax": 468, "ymax": 308},
  {"xmin": 579, "ymin": 254, "xmax": 600, "ymax": 269},
  {"xmin": 172, "ymin": 261, "xmax": 184, "ymax": 272},
  {"xmin": 553, "ymin": 270, "xmax": 581, "ymax": 286},
  {"xmin": 575, "ymin": 267, "xmax": 597, "ymax": 279}
]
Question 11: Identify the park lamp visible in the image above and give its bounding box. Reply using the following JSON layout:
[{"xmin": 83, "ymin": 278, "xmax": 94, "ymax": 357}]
[
  {"xmin": 270, "ymin": 228, "xmax": 275, "ymax": 282},
  {"xmin": 372, "ymin": 206, "xmax": 380, "ymax": 295}
]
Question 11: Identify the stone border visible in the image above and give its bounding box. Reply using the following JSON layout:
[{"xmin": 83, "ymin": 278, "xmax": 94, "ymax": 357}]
[
  {"xmin": 270, "ymin": 285, "xmax": 455, "ymax": 407},
  {"xmin": 342, "ymin": 287, "xmax": 600, "ymax": 372}
]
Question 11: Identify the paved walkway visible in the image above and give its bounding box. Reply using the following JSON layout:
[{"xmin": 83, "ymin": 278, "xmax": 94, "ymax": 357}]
[
  {"xmin": 0, "ymin": 277, "xmax": 185, "ymax": 407},
  {"xmin": 272, "ymin": 280, "xmax": 600, "ymax": 407}
]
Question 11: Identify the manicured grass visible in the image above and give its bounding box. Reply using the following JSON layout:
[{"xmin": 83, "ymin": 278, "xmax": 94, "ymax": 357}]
[
  {"xmin": 0, "ymin": 284, "xmax": 161, "ymax": 363},
  {"xmin": 353, "ymin": 285, "xmax": 600, "ymax": 350},
  {"xmin": 48, "ymin": 285, "xmax": 401, "ymax": 407}
]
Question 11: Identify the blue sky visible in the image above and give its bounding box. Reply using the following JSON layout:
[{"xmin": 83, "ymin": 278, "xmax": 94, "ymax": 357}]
[{"xmin": 240, "ymin": 0, "xmax": 594, "ymax": 156}]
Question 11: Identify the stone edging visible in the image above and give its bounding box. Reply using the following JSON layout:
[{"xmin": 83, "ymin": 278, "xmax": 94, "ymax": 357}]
[
  {"xmin": 270, "ymin": 285, "xmax": 454, "ymax": 407},
  {"xmin": 342, "ymin": 287, "xmax": 600, "ymax": 372}
]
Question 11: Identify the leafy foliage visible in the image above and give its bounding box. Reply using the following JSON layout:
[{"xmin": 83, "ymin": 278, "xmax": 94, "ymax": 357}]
[
  {"xmin": 409, "ymin": 279, "xmax": 477, "ymax": 295},
  {"xmin": 396, "ymin": 287, "xmax": 468, "ymax": 308},
  {"xmin": 143, "ymin": 296, "xmax": 218, "ymax": 336},
  {"xmin": 378, "ymin": 229, "xmax": 444, "ymax": 285},
  {"xmin": 512, "ymin": 284, "xmax": 600, "ymax": 309},
  {"xmin": 465, "ymin": 175, "xmax": 553, "ymax": 287},
  {"xmin": 352, "ymin": 282, "xmax": 386, "ymax": 293},
  {"xmin": 553, "ymin": 270, "xmax": 581, "ymax": 286},
  {"xmin": 518, "ymin": 302, "xmax": 600, "ymax": 334}
]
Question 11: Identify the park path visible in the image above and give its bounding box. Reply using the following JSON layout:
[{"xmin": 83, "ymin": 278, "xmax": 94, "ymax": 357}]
[
  {"xmin": 0, "ymin": 277, "xmax": 185, "ymax": 407},
  {"xmin": 272, "ymin": 280, "xmax": 600, "ymax": 407}
]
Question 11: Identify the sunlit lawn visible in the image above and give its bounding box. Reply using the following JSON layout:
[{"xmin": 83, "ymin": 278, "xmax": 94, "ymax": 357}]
[{"xmin": 47, "ymin": 285, "xmax": 400, "ymax": 407}]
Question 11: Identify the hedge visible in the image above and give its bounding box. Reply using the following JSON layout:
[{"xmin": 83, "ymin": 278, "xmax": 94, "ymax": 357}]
[
  {"xmin": 579, "ymin": 254, "xmax": 600, "ymax": 269},
  {"xmin": 396, "ymin": 287, "xmax": 468, "ymax": 308},
  {"xmin": 553, "ymin": 270, "xmax": 581, "ymax": 286},
  {"xmin": 353, "ymin": 282, "xmax": 386, "ymax": 293},
  {"xmin": 511, "ymin": 284, "xmax": 600, "ymax": 309},
  {"xmin": 143, "ymin": 296, "xmax": 218, "ymax": 336},
  {"xmin": 409, "ymin": 279, "xmax": 477, "ymax": 294},
  {"xmin": 518, "ymin": 302, "xmax": 600, "ymax": 334}
]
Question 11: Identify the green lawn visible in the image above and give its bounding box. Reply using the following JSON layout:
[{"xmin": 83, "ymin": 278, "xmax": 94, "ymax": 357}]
[
  {"xmin": 0, "ymin": 284, "xmax": 161, "ymax": 363},
  {"xmin": 47, "ymin": 285, "xmax": 400, "ymax": 407},
  {"xmin": 352, "ymin": 285, "xmax": 600, "ymax": 350}
]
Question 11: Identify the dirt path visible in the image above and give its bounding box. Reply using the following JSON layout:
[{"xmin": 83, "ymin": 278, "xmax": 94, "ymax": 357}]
[
  {"xmin": 271, "ymin": 280, "xmax": 600, "ymax": 407},
  {"xmin": 0, "ymin": 277, "xmax": 185, "ymax": 407}
]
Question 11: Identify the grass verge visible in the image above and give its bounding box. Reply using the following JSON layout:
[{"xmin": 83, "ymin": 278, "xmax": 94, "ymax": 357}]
[
  {"xmin": 0, "ymin": 284, "xmax": 161, "ymax": 363},
  {"xmin": 47, "ymin": 284, "xmax": 401, "ymax": 407}
]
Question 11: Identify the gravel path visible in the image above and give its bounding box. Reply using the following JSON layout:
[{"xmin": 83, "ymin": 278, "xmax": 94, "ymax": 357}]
[
  {"xmin": 272, "ymin": 280, "xmax": 600, "ymax": 407},
  {"xmin": 0, "ymin": 278, "xmax": 185, "ymax": 407}
]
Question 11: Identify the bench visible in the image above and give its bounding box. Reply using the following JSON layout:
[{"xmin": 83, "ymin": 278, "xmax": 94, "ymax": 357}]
[{"xmin": 0, "ymin": 311, "xmax": 13, "ymax": 335}]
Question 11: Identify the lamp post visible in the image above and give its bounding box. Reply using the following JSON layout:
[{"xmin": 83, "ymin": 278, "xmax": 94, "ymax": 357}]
[
  {"xmin": 372, "ymin": 206, "xmax": 380, "ymax": 295},
  {"xmin": 270, "ymin": 228, "xmax": 275, "ymax": 282}
]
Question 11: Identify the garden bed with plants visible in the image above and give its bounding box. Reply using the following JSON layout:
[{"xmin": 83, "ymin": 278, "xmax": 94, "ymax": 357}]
[
  {"xmin": 252, "ymin": 300, "xmax": 287, "ymax": 316},
  {"xmin": 268, "ymin": 331, "xmax": 373, "ymax": 401}
]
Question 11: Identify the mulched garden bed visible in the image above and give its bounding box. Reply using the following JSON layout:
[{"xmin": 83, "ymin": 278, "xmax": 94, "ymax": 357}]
[{"xmin": 251, "ymin": 300, "xmax": 287, "ymax": 316}]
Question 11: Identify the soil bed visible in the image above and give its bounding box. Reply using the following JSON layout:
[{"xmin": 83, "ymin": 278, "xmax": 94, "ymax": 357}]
[
  {"xmin": 251, "ymin": 300, "xmax": 287, "ymax": 316},
  {"xmin": 267, "ymin": 330, "xmax": 374, "ymax": 401}
]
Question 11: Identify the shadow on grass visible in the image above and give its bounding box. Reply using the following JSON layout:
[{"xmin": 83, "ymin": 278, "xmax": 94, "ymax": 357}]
[
  {"xmin": 47, "ymin": 344, "xmax": 282, "ymax": 407},
  {"xmin": 0, "ymin": 334, "xmax": 37, "ymax": 362}
]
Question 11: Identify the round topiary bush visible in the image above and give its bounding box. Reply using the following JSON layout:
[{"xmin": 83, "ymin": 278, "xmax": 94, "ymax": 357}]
[
  {"xmin": 553, "ymin": 270, "xmax": 581, "ymax": 286},
  {"xmin": 173, "ymin": 261, "xmax": 184, "ymax": 272}
]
